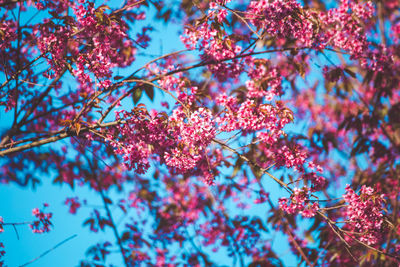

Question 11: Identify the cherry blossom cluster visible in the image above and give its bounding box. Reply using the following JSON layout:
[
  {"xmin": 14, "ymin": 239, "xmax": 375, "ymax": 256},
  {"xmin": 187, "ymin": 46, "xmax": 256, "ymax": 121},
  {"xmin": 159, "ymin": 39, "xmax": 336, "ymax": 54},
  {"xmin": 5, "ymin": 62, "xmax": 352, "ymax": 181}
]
[
  {"xmin": 303, "ymin": 172, "xmax": 327, "ymax": 192},
  {"xmin": 151, "ymin": 178, "xmax": 210, "ymax": 228},
  {"xmin": 0, "ymin": 209, "xmax": 52, "ymax": 235},
  {"xmin": 275, "ymin": 145, "xmax": 308, "ymax": 171},
  {"xmin": 30, "ymin": 206, "xmax": 53, "ymax": 234},
  {"xmin": 392, "ymin": 22, "xmax": 400, "ymax": 43},
  {"xmin": 279, "ymin": 187, "xmax": 319, "ymax": 218},
  {"xmin": 34, "ymin": 0, "xmax": 70, "ymax": 12},
  {"xmin": 215, "ymin": 96, "xmax": 288, "ymax": 139},
  {"xmin": 343, "ymin": 184, "xmax": 385, "ymax": 245},
  {"xmin": 0, "ymin": 19, "xmax": 18, "ymax": 111},
  {"xmin": 109, "ymin": 104, "xmax": 217, "ymax": 181},
  {"xmin": 37, "ymin": 20, "xmax": 71, "ymax": 78},
  {"xmin": 245, "ymin": 59, "xmax": 283, "ymax": 100},
  {"xmin": 180, "ymin": 8, "xmax": 243, "ymax": 80},
  {"xmin": 74, "ymin": 2, "xmax": 138, "ymax": 89},
  {"xmin": 65, "ymin": 197, "xmax": 82, "ymax": 214},
  {"xmin": 36, "ymin": 0, "xmax": 141, "ymax": 92},
  {"xmin": 199, "ymin": 212, "xmax": 262, "ymax": 255},
  {"xmin": 165, "ymin": 107, "xmax": 216, "ymax": 172},
  {"xmin": 317, "ymin": 0, "xmax": 374, "ymax": 58},
  {"xmin": 0, "ymin": 20, "xmax": 17, "ymax": 51},
  {"xmin": 247, "ymin": 0, "xmax": 315, "ymax": 47},
  {"xmin": 205, "ymin": 0, "xmax": 376, "ymax": 59},
  {"xmin": 110, "ymin": 108, "xmax": 169, "ymax": 174}
]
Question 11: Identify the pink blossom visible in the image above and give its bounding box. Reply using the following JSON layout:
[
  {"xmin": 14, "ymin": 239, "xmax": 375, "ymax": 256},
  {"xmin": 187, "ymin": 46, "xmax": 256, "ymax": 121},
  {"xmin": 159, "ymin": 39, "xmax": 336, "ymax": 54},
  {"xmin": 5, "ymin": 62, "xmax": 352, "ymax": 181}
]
[
  {"xmin": 30, "ymin": 206, "xmax": 53, "ymax": 234},
  {"xmin": 343, "ymin": 185, "xmax": 385, "ymax": 245}
]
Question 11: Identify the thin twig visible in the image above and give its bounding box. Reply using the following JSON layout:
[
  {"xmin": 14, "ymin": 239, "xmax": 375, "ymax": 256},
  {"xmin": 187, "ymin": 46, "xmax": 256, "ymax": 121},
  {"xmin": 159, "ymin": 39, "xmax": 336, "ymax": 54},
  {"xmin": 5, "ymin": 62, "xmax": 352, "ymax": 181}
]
[
  {"xmin": 130, "ymin": 49, "xmax": 189, "ymax": 77},
  {"xmin": 85, "ymin": 158, "xmax": 129, "ymax": 267},
  {"xmin": 12, "ymin": 224, "xmax": 20, "ymax": 240},
  {"xmin": 19, "ymin": 234, "xmax": 77, "ymax": 267},
  {"xmin": 286, "ymin": 229, "xmax": 313, "ymax": 266},
  {"xmin": 213, "ymin": 138, "xmax": 293, "ymax": 193},
  {"xmin": 341, "ymin": 231, "xmax": 400, "ymax": 262},
  {"xmin": 223, "ymin": 5, "xmax": 262, "ymax": 39}
]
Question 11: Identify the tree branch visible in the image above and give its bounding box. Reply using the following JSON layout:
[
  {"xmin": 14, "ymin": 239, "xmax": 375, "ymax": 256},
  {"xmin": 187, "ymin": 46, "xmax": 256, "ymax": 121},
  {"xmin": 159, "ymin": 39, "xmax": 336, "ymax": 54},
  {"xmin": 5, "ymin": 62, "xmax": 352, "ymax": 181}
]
[
  {"xmin": 19, "ymin": 234, "xmax": 77, "ymax": 267},
  {"xmin": 0, "ymin": 120, "xmax": 125, "ymax": 157}
]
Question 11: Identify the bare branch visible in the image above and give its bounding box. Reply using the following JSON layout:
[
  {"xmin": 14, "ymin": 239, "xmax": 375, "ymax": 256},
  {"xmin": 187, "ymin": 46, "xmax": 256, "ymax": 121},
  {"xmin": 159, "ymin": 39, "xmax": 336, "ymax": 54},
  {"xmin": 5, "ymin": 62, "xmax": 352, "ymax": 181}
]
[
  {"xmin": 0, "ymin": 120, "xmax": 125, "ymax": 157},
  {"xmin": 19, "ymin": 234, "xmax": 77, "ymax": 267}
]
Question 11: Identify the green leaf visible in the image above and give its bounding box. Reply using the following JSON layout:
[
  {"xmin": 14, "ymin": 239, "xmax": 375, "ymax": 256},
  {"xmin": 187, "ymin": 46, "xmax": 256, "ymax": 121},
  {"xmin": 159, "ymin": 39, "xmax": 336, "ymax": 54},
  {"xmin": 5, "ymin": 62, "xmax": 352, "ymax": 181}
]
[
  {"xmin": 232, "ymin": 158, "xmax": 243, "ymax": 178},
  {"xmin": 294, "ymin": 61, "xmax": 305, "ymax": 78},
  {"xmin": 132, "ymin": 88, "xmax": 143, "ymax": 105},
  {"xmin": 305, "ymin": 232, "xmax": 315, "ymax": 243},
  {"xmin": 143, "ymin": 84, "xmax": 154, "ymax": 101}
]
